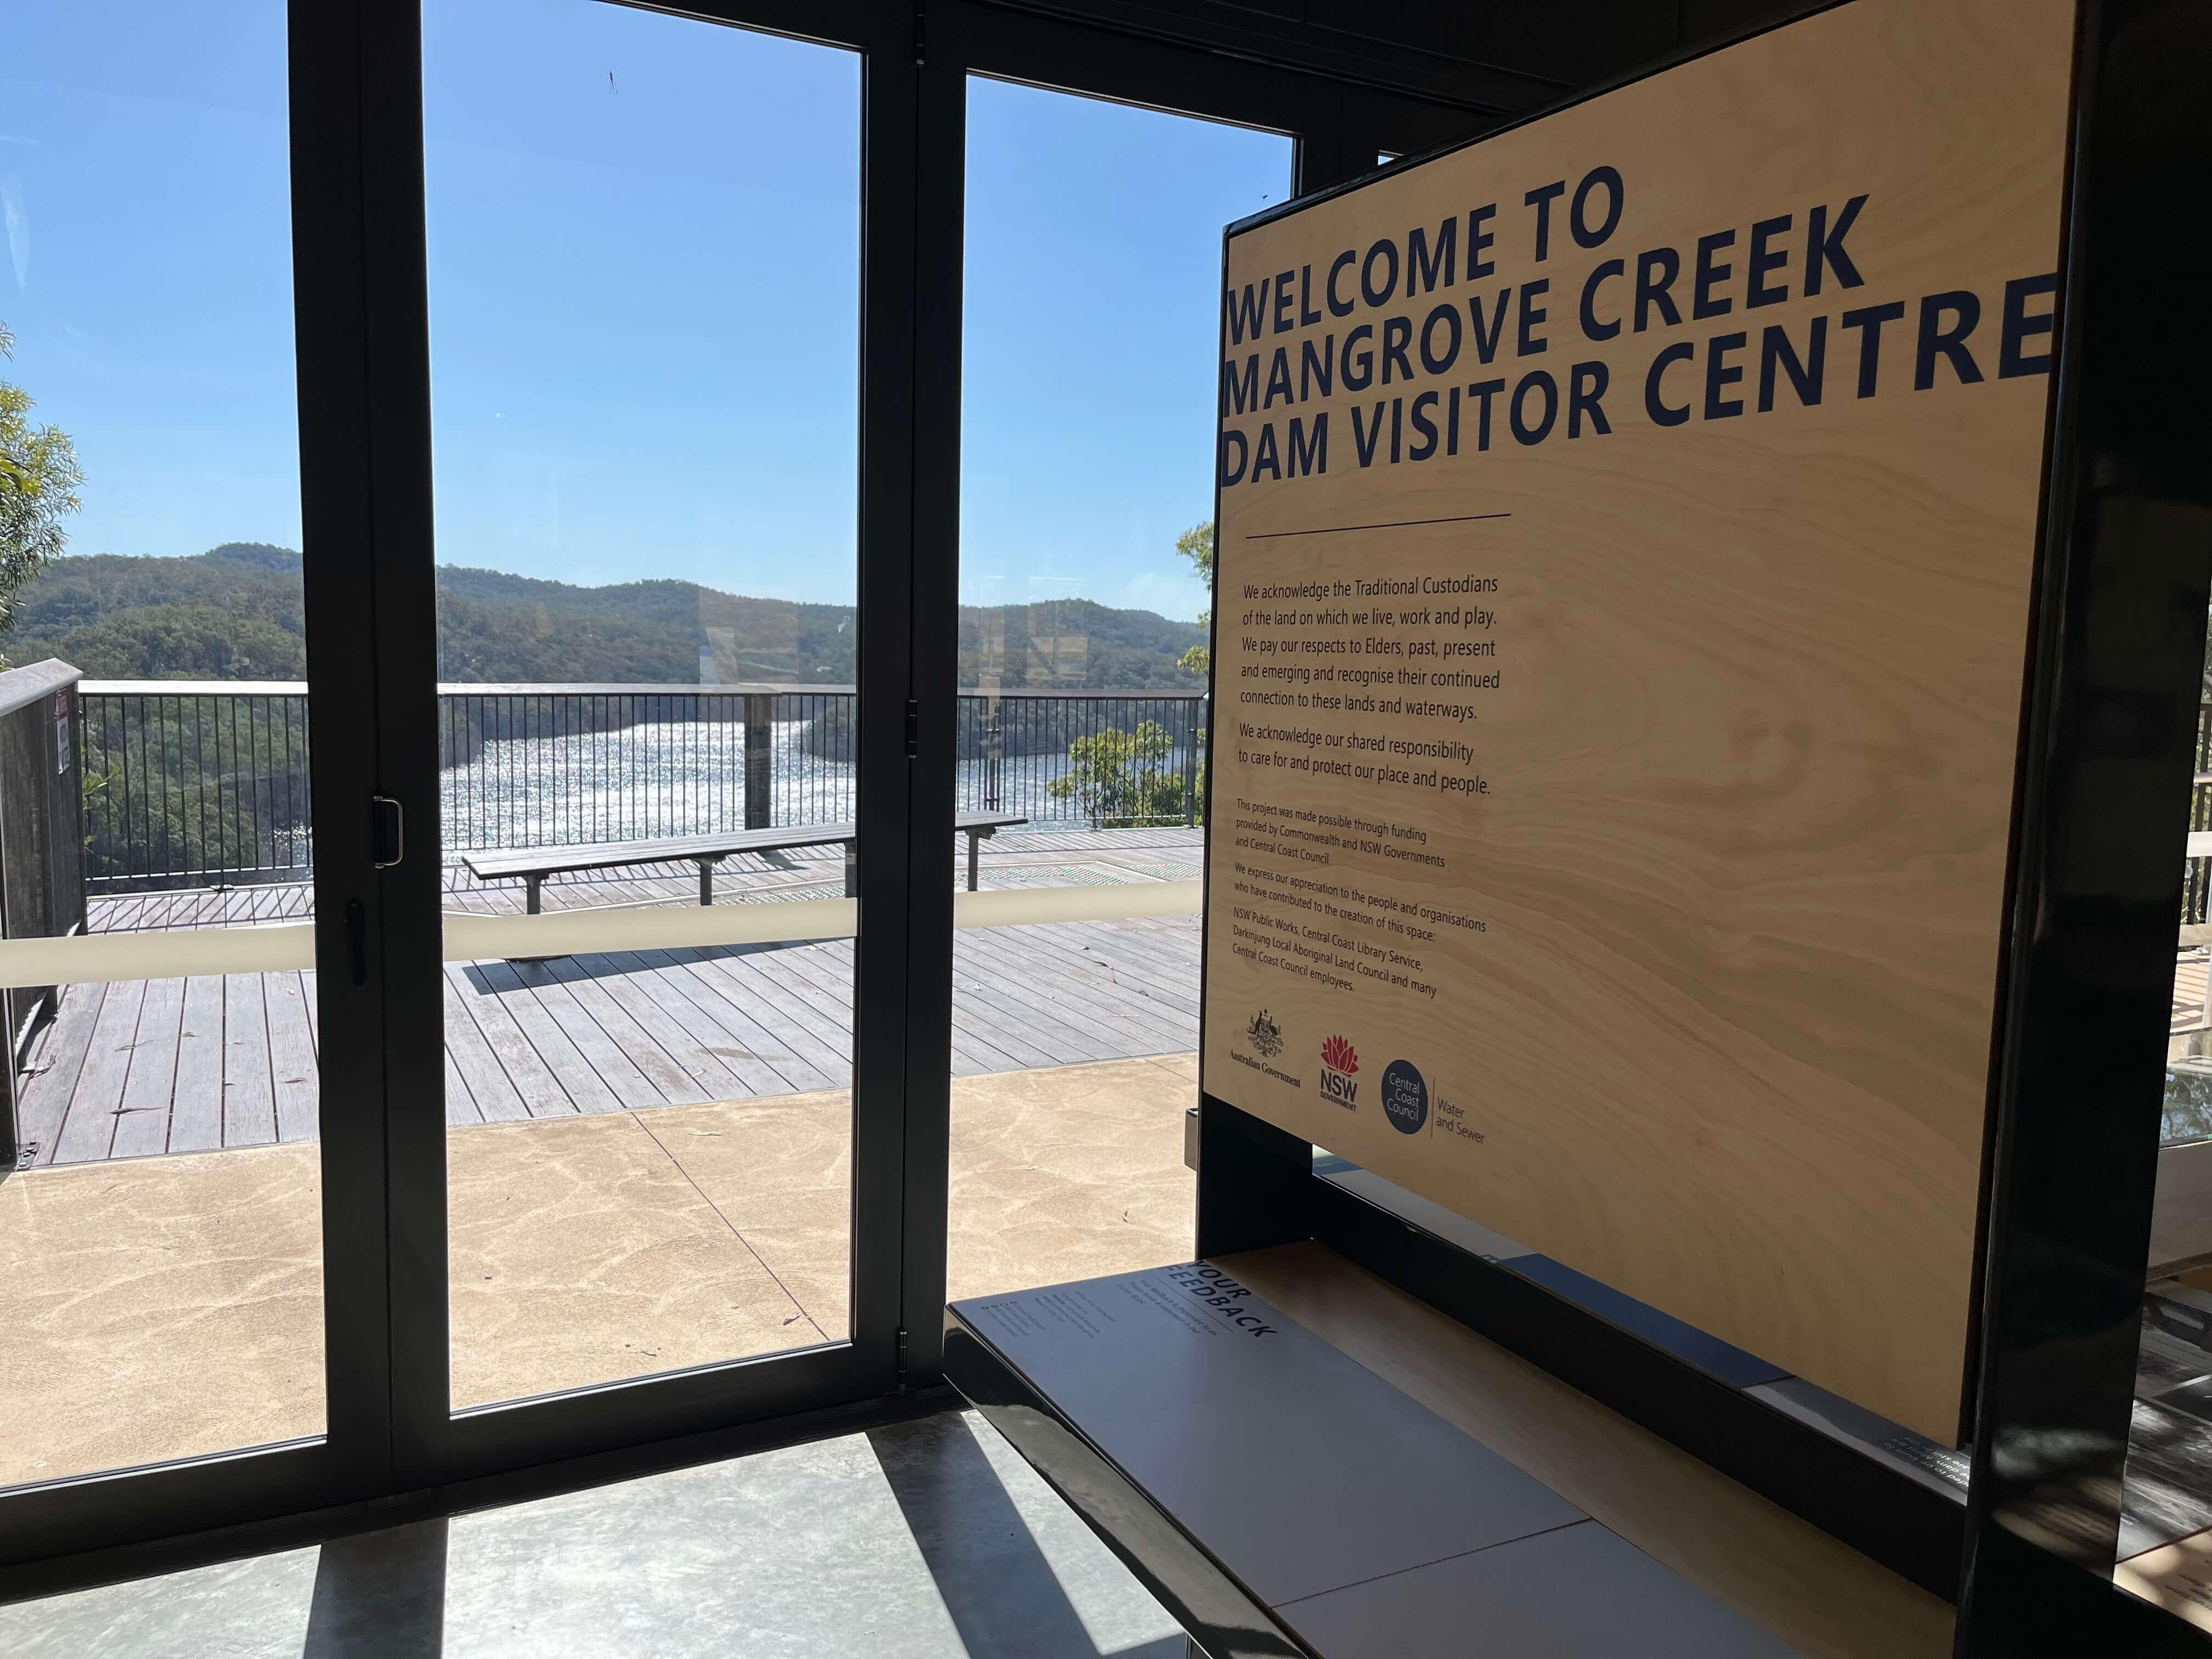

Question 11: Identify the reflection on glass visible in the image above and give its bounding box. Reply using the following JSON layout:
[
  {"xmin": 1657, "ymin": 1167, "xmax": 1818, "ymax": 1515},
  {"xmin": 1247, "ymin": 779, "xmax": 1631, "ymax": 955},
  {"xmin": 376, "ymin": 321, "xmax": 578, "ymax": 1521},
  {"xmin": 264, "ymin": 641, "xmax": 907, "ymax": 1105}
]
[
  {"xmin": 2125, "ymin": 675, "xmax": 2212, "ymax": 1621},
  {"xmin": 945, "ymin": 79, "xmax": 1289, "ymax": 1302},
  {"xmin": 422, "ymin": 0, "xmax": 861, "ymax": 1407},
  {"xmin": 0, "ymin": 1, "xmax": 325, "ymax": 1484}
]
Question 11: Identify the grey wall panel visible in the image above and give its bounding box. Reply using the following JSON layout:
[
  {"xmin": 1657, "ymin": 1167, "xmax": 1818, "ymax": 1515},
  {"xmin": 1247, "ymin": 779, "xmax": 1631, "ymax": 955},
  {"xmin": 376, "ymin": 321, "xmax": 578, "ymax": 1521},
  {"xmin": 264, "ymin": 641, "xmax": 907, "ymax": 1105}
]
[{"xmin": 1277, "ymin": 1521, "xmax": 1802, "ymax": 1658}]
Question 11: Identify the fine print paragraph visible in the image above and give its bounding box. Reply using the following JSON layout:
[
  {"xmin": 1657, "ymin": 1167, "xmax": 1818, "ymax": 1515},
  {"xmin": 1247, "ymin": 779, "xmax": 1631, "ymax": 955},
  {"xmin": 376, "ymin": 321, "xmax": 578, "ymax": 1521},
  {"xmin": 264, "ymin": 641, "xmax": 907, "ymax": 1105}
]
[
  {"xmin": 1229, "ymin": 570, "xmax": 1497, "ymax": 801},
  {"xmin": 1222, "ymin": 568, "xmax": 1498, "ymax": 1001}
]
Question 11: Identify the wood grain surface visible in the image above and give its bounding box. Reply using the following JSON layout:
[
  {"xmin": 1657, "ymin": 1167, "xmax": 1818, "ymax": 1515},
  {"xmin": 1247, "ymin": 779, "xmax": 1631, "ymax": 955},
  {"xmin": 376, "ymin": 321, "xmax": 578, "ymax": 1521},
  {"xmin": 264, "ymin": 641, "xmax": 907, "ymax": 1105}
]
[
  {"xmin": 1225, "ymin": 1243, "xmax": 1955, "ymax": 1658},
  {"xmin": 1203, "ymin": 0, "xmax": 2076, "ymax": 1442}
]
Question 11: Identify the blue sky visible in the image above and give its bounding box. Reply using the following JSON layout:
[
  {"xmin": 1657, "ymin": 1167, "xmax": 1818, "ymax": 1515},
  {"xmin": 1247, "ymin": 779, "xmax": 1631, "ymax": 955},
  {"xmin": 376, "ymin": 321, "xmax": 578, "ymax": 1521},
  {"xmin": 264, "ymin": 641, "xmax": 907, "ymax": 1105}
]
[{"xmin": 2, "ymin": 1, "xmax": 1288, "ymax": 622}]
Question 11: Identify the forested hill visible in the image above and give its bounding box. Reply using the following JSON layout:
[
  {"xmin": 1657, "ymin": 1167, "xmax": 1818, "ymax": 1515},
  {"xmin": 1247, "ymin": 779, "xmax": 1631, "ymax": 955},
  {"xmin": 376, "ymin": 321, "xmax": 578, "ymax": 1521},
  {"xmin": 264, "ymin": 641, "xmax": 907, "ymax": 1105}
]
[{"xmin": 9, "ymin": 545, "xmax": 1207, "ymax": 689}]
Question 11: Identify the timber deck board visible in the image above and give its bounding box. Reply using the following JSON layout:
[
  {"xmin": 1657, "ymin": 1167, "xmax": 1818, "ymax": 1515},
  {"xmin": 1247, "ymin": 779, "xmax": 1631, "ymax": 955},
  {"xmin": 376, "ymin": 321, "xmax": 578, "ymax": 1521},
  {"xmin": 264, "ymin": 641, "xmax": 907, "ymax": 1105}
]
[
  {"xmin": 25, "ymin": 830, "xmax": 1203, "ymax": 1166},
  {"xmin": 55, "ymin": 980, "xmax": 144, "ymax": 1165},
  {"xmin": 170, "ymin": 976, "xmax": 227, "ymax": 1153},
  {"xmin": 109, "ymin": 978, "xmax": 185, "ymax": 1163},
  {"xmin": 221, "ymin": 974, "xmax": 279, "ymax": 1148},
  {"xmin": 269, "ymin": 971, "xmax": 320, "ymax": 1144}
]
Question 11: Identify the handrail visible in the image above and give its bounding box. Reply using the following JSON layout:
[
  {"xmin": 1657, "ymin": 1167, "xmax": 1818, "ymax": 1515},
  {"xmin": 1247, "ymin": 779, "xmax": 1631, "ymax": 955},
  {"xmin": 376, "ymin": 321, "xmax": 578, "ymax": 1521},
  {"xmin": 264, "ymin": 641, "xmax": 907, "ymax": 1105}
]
[
  {"xmin": 82, "ymin": 680, "xmax": 1210, "ymax": 699},
  {"xmin": 75, "ymin": 682, "xmax": 1212, "ymax": 891},
  {"xmin": 0, "ymin": 658, "xmax": 82, "ymax": 720}
]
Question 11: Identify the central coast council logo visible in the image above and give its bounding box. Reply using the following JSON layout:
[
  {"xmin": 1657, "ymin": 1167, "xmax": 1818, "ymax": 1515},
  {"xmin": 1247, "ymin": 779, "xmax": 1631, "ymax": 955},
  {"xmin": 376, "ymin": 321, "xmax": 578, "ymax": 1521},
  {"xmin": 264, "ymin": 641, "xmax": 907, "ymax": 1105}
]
[
  {"xmin": 1380, "ymin": 1059, "xmax": 1429, "ymax": 1135},
  {"xmin": 1245, "ymin": 1009, "xmax": 1284, "ymax": 1059},
  {"xmin": 1319, "ymin": 1036, "xmax": 1359, "ymax": 1109}
]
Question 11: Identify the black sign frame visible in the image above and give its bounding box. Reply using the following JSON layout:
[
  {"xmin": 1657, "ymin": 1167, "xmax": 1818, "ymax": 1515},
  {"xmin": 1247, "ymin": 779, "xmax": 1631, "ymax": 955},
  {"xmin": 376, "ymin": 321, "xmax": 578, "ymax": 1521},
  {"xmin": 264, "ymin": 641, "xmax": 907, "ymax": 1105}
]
[{"xmin": 1190, "ymin": 0, "xmax": 2212, "ymax": 1642}]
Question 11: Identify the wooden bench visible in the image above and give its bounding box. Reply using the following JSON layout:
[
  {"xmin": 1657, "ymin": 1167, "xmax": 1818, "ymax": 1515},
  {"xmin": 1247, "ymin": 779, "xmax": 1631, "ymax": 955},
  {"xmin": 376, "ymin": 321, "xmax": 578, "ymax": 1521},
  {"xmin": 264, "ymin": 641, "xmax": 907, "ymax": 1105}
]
[{"xmin": 461, "ymin": 811, "xmax": 1026, "ymax": 913}]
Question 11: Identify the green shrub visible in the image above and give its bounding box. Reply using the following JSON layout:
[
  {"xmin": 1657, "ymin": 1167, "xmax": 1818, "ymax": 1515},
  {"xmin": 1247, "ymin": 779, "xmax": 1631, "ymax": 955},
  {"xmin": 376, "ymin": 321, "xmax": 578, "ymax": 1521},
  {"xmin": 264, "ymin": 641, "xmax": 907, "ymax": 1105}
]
[{"xmin": 1048, "ymin": 719, "xmax": 1194, "ymax": 829}]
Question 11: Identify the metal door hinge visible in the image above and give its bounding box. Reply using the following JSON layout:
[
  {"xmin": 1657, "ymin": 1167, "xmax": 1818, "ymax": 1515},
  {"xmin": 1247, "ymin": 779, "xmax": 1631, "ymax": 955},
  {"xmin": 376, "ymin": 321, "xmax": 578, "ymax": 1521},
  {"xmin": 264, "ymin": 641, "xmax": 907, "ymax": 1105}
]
[
  {"xmin": 896, "ymin": 1325, "xmax": 911, "ymax": 1385},
  {"xmin": 371, "ymin": 795, "xmax": 404, "ymax": 869},
  {"xmin": 904, "ymin": 699, "xmax": 919, "ymax": 759},
  {"xmin": 912, "ymin": 2, "xmax": 924, "ymax": 64}
]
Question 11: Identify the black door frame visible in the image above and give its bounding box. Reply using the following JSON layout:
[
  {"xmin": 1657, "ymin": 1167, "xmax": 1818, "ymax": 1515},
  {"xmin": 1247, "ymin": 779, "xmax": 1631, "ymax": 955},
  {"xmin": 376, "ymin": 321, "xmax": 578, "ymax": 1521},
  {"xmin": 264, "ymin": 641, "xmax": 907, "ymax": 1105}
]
[
  {"xmin": 1956, "ymin": 0, "xmax": 2212, "ymax": 1650},
  {"xmin": 364, "ymin": 0, "xmax": 916, "ymax": 1488},
  {"xmin": 0, "ymin": 0, "xmax": 1502, "ymax": 1578}
]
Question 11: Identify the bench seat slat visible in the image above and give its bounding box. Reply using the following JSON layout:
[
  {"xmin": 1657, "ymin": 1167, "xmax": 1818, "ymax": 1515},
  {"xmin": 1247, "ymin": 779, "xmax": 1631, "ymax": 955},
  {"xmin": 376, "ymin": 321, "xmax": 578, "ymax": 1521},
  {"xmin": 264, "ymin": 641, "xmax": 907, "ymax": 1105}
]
[{"xmin": 461, "ymin": 811, "xmax": 1025, "ymax": 882}]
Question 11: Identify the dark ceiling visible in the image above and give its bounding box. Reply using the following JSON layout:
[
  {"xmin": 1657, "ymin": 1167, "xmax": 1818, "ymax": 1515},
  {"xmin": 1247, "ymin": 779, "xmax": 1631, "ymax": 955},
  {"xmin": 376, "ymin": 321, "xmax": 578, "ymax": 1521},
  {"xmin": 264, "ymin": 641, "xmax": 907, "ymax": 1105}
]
[{"xmin": 989, "ymin": 0, "xmax": 1826, "ymax": 115}]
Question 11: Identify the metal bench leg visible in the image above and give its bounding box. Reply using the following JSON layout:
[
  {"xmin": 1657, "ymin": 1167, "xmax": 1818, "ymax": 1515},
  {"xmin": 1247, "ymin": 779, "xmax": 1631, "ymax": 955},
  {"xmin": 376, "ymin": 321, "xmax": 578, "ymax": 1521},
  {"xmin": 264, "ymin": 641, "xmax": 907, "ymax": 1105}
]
[
  {"xmin": 967, "ymin": 831, "xmax": 981, "ymax": 893},
  {"xmin": 844, "ymin": 840, "xmax": 859, "ymax": 899},
  {"xmin": 524, "ymin": 874, "xmax": 543, "ymax": 916},
  {"xmin": 698, "ymin": 859, "xmax": 714, "ymax": 906}
]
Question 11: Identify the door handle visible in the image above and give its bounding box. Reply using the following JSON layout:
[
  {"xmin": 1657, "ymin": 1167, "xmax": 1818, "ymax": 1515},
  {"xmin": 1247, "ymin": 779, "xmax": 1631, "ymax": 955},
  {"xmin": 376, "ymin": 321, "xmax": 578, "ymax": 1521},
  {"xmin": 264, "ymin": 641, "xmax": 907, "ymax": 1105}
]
[{"xmin": 371, "ymin": 795, "xmax": 404, "ymax": 870}]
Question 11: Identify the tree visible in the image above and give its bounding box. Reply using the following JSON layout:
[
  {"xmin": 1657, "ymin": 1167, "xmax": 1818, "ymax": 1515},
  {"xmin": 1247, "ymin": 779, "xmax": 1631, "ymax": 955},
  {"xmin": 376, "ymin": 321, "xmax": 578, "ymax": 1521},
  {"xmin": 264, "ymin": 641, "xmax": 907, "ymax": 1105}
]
[
  {"xmin": 1175, "ymin": 520, "xmax": 1214, "ymax": 676},
  {"xmin": 0, "ymin": 323, "xmax": 81, "ymax": 658},
  {"xmin": 1048, "ymin": 719, "xmax": 1189, "ymax": 828}
]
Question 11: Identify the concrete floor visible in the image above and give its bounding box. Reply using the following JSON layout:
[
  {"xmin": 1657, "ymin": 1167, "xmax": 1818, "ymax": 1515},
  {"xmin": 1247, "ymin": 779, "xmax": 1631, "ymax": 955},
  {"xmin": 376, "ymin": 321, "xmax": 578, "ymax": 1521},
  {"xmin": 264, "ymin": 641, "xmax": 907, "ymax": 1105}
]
[
  {"xmin": 0, "ymin": 1410, "xmax": 1189, "ymax": 1658},
  {"xmin": 0, "ymin": 1054, "xmax": 1197, "ymax": 1488}
]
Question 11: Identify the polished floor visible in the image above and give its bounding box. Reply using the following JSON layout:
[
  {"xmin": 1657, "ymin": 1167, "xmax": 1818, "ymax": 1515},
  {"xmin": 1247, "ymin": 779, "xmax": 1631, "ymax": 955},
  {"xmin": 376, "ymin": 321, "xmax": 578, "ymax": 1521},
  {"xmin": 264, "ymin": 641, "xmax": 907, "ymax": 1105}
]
[{"xmin": 0, "ymin": 1410, "xmax": 1189, "ymax": 1658}]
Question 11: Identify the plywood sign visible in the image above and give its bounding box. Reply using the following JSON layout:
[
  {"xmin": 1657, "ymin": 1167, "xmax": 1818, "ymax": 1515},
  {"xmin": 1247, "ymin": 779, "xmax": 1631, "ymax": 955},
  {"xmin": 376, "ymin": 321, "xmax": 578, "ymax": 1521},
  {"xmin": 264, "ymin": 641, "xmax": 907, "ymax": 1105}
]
[{"xmin": 1201, "ymin": 0, "xmax": 2076, "ymax": 1443}]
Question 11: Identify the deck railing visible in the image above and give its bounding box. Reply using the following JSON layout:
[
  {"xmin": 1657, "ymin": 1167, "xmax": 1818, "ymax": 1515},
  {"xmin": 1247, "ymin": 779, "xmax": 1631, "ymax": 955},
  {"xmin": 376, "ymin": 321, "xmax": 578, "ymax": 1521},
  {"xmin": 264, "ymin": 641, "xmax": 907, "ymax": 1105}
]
[
  {"xmin": 78, "ymin": 682, "xmax": 1209, "ymax": 891},
  {"xmin": 68, "ymin": 682, "xmax": 2212, "ymax": 907}
]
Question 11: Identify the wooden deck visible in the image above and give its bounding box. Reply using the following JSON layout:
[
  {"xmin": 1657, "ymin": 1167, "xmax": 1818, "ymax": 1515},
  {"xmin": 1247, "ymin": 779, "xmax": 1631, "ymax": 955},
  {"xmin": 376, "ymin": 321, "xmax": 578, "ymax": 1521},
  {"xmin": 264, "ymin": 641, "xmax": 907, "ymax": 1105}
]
[{"xmin": 19, "ymin": 828, "xmax": 1202, "ymax": 1168}]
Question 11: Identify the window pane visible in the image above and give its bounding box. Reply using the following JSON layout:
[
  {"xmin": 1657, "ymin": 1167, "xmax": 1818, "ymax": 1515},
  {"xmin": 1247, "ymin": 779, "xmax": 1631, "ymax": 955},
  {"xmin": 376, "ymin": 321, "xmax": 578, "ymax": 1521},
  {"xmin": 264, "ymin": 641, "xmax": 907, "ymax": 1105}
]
[
  {"xmin": 949, "ymin": 78, "xmax": 1290, "ymax": 1302},
  {"xmin": 423, "ymin": 0, "xmax": 862, "ymax": 1408},
  {"xmin": 1, "ymin": 0, "xmax": 325, "ymax": 1483},
  {"xmin": 2126, "ymin": 679, "xmax": 2212, "ymax": 1615}
]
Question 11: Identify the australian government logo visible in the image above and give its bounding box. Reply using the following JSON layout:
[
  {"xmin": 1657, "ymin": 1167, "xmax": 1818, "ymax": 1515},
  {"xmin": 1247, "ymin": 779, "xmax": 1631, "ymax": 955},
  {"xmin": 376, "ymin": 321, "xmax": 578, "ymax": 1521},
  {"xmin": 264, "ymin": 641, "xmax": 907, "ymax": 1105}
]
[
  {"xmin": 1231, "ymin": 1009, "xmax": 1302, "ymax": 1089},
  {"xmin": 1381, "ymin": 1059, "xmax": 1429, "ymax": 1135},
  {"xmin": 1319, "ymin": 1036, "xmax": 1359, "ymax": 1110}
]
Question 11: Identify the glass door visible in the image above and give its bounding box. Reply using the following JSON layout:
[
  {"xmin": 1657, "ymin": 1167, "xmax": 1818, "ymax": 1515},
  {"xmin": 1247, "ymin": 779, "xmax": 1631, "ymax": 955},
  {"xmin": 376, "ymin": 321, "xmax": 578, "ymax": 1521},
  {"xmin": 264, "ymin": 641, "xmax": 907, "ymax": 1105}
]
[
  {"xmin": 390, "ymin": 0, "xmax": 906, "ymax": 1478},
  {"xmin": 0, "ymin": 0, "xmax": 396, "ymax": 1561},
  {"xmin": 944, "ymin": 77, "xmax": 1290, "ymax": 1304}
]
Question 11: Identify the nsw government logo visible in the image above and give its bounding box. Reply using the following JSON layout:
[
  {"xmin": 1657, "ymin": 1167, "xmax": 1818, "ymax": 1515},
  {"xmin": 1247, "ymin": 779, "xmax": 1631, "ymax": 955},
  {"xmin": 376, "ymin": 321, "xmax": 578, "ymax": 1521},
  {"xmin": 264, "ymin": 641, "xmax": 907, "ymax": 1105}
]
[
  {"xmin": 1380, "ymin": 1059, "xmax": 1429, "ymax": 1135},
  {"xmin": 1319, "ymin": 1036, "xmax": 1359, "ymax": 1110}
]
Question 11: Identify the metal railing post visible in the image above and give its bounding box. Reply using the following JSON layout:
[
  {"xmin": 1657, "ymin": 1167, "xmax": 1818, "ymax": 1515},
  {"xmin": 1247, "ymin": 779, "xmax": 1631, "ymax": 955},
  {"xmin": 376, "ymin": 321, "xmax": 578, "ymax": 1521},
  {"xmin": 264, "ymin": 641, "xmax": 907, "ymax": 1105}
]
[
  {"xmin": 986, "ymin": 695, "xmax": 1003, "ymax": 813},
  {"xmin": 1184, "ymin": 698, "xmax": 1200, "ymax": 826},
  {"xmin": 743, "ymin": 692, "xmax": 772, "ymax": 830}
]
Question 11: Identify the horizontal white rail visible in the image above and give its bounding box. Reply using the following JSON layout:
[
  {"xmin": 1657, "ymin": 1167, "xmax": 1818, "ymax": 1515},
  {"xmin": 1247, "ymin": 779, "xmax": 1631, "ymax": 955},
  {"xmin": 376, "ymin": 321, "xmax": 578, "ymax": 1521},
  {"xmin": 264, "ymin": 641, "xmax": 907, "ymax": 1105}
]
[
  {"xmin": 80, "ymin": 681, "xmax": 1211, "ymax": 701},
  {"xmin": 951, "ymin": 881, "xmax": 1201, "ymax": 929},
  {"xmin": 0, "ymin": 881, "xmax": 1202, "ymax": 990},
  {"xmin": 444, "ymin": 896, "xmax": 859, "ymax": 962},
  {"xmin": 0, "ymin": 921, "xmax": 318, "ymax": 987}
]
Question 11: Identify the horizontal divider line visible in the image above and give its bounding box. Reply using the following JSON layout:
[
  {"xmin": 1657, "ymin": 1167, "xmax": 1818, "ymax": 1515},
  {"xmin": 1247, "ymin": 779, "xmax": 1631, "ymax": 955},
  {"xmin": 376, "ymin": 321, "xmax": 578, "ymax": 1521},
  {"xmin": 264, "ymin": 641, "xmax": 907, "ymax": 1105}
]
[
  {"xmin": 0, "ymin": 882, "xmax": 1203, "ymax": 990},
  {"xmin": 1244, "ymin": 512, "xmax": 1511, "ymax": 539}
]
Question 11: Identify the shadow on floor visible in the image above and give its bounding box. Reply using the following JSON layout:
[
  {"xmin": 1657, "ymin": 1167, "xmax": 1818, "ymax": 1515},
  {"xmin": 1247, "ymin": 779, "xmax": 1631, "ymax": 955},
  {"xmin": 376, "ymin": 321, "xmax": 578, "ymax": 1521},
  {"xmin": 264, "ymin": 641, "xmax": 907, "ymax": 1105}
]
[
  {"xmin": 456, "ymin": 936, "xmax": 818, "ymax": 996},
  {"xmin": 870, "ymin": 1415, "xmax": 1183, "ymax": 1659},
  {"xmin": 0, "ymin": 1411, "xmax": 1193, "ymax": 1658},
  {"xmin": 302, "ymin": 1518, "xmax": 447, "ymax": 1659}
]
